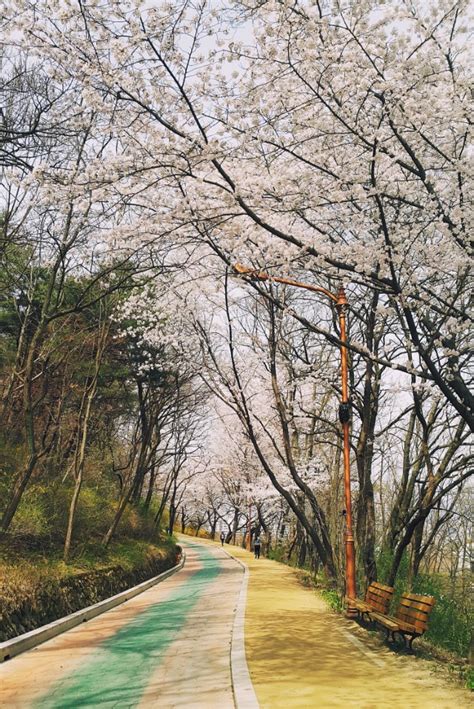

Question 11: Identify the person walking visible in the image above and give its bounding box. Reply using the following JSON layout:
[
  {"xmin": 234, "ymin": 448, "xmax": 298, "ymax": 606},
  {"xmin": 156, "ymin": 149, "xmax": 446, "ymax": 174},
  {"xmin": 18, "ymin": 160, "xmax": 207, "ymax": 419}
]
[
  {"xmin": 254, "ymin": 535, "xmax": 261, "ymax": 559},
  {"xmin": 220, "ymin": 531, "xmax": 225, "ymax": 546}
]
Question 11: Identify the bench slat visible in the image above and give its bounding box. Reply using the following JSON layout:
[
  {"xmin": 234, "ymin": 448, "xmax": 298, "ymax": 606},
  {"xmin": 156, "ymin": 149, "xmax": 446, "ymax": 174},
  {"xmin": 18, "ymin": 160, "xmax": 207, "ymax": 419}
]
[
  {"xmin": 367, "ymin": 584, "xmax": 392, "ymax": 594},
  {"xmin": 396, "ymin": 613, "xmax": 428, "ymax": 631},
  {"xmin": 363, "ymin": 582, "xmax": 394, "ymax": 614},
  {"xmin": 397, "ymin": 607, "xmax": 430, "ymax": 623},
  {"xmin": 347, "ymin": 598, "xmax": 370, "ymax": 612},
  {"xmin": 367, "ymin": 589, "xmax": 392, "ymax": 601},
  {"xmin": 368, "ymin": 612, "xmax": 399, "ymax": 631},
  {"xmin": 395, "ymin": 593, "xmax": 435, "ymax": 633},
  {"xmin": 402, "ymin": 593, "xmax": 435, "ymax": 606},
  {"xmin": 348, "ymin": 582, "xmax": 395, "ymax": 620},
  {"xmin": 371, "ymin": 582, "xmax": 394, "ymax": 592},
  {"xmin": 394, "ymin": 619, "xmax": 417, "ymax": 633},
  {"xmin": 399, "ymin": 597, "xmax": 435, "ymax": 612},
  {"xmin": 367, "ymin": 600, "xmax": 390, "ymax": 614}
]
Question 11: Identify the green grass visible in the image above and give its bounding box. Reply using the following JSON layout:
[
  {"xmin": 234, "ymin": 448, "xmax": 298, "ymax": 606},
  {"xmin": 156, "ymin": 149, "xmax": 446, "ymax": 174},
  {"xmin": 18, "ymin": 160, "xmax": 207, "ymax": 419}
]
[
  {"xmin": 1, "ymin": 464, "xmax": 179, "ymax": 641},
  {"xmin": 412, "ymin": 573, "xmax": 472, "ymax": 658},
  {"xmin": 465, "ymin": 666, "xmax": 474, "ymax": 691},
  {"xmin": 266, "ymin": 545, "xmax": 287, "ymax": 564},
  {"xmin": 0, "ymin": 535, "xmax": 177, "ymax": 580},
  {"xmin": 319, "ymin": 588, "xmax": 344, "ymax": 612}
]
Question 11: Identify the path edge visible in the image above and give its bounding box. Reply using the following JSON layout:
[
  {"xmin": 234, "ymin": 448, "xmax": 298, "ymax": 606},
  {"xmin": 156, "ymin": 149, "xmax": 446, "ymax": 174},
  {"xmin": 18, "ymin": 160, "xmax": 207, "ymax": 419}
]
[
  {"xmin": 225, "ymin": 550, "xmax": 260, "ymax": 709},
  {"xmin": 0, "ymin": 547, "xmax": 186, "ymax": 663}
]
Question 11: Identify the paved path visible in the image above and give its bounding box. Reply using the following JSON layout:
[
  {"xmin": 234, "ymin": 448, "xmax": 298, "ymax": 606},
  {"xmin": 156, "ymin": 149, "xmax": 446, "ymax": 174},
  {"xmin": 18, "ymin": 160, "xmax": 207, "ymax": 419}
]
[
  {"xmin": 0, "ymin": 541, "xmax": 244, "ymax": 708},
  {"xmin": 226, "ymin": 543, "xmax": 471, "ymax": 709},
  {"xmin": 1, "ymin": 537, "xmax": 471, "ymax": 709}
]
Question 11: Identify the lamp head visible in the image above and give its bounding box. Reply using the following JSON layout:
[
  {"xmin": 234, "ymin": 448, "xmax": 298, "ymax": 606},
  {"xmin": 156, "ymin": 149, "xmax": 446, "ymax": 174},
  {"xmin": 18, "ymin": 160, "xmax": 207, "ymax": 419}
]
[
  {"xmin": 234, "ymin": 263, "xmax": 253, "ymax": 275},
  {"xmin": 233, "ymin": 263, "xmax": 269, "ymax": 281}
]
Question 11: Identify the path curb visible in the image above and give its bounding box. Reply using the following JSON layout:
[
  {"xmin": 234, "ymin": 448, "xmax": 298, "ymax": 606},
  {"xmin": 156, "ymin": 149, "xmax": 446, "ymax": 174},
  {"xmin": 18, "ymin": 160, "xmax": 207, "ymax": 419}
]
[
  {"xmin": 0, "ymin": 549, "xmax": 186, "ymax": 663},
  {"xmin": 224, "ymin": 549, "xmax": 260, "ymax": 709}
]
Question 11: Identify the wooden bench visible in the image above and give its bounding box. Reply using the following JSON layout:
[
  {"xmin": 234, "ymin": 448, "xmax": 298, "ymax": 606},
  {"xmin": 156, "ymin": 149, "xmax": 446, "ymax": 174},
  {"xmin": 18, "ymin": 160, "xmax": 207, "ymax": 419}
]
[
  {"xmin": 368, "ymin": 592, "xmax": 436, "ymax": 650},
  {"xmin": 346, "ymin": 581, "xmax": 394, "ymax": 621}
]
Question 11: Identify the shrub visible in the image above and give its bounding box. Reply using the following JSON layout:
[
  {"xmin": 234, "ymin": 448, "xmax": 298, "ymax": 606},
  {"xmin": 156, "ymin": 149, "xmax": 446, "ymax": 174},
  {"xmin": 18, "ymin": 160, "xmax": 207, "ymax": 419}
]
[
  {"xmin": 10, "ymin": 490, "xmax": 50, "ymax": 537},
  {"xmin": 320, "ymin": 588, "xmax": 344, "ymax": 612},
  {"xmin": 376, "ymin": 549, "xmax": 472, "ymax": 658},
  {"xmin": 267, "ymin": 545, "xmax": 288, "ymax": 564},
  {"xmin": 412, "ymin": 574, "xmax": 472, "ymax": 658}
]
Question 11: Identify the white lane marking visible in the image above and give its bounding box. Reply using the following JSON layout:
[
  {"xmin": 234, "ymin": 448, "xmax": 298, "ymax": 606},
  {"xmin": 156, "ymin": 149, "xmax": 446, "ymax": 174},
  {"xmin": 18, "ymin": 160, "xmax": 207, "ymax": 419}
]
[{"xmin": 336, "ymin": 626, "xmax": 386, "ymax": 668}]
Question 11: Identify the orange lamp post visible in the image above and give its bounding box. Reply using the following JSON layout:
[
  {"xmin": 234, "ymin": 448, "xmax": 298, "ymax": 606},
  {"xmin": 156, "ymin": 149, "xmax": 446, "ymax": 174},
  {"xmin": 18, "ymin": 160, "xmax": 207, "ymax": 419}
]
[{"xmin": 234, "ymin": 264, "xmax": 357, "ymax": 611}]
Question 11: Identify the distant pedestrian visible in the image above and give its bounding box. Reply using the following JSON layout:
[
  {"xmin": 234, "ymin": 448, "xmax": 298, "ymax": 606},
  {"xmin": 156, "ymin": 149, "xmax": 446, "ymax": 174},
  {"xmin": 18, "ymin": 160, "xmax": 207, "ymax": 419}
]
[
  {"xmin": 220, "ymin": 531, "xmax": 225, "ymax": 546},
  {"xmin": 254, "ymin": 536, "xmax": 261, "ymax": 559}
]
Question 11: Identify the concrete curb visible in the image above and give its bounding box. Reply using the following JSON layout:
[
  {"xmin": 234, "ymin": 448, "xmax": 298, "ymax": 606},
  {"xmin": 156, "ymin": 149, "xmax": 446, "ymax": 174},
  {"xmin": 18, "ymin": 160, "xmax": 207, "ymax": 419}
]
[
  {"xmin": 0, "ymin": 548, "xmax": 186, "ymax": 663},
  {"xmin": 224, "ymin": 550, "xmax": 260, "ymax": 709}
]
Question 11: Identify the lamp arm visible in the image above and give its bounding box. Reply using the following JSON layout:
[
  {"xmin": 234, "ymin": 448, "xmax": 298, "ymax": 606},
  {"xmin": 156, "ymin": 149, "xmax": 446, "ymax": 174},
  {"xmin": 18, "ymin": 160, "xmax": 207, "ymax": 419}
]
[{"xmin": 234, "ymin": 263, "xmax": 339, "ymax": 303}]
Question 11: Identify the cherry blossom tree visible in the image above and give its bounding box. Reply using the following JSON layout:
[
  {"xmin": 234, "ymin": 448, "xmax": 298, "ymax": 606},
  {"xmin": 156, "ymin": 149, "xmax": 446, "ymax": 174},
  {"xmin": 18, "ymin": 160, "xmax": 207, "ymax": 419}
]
[
  {"xmin": 2, "ymin": 0, "xmax": 472, "ymax": 591},
  {"xmin": 6, "ymin": 0, "xmax": 471, "ymax": 428}
]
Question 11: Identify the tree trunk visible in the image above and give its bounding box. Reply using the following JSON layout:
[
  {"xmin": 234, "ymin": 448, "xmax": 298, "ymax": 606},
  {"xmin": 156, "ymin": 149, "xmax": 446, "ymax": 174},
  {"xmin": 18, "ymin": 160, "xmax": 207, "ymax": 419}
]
[
  {"xmin": 64, "ymin": 474, "xmax": 83, "ymax": 562},
  {"xmin": 1, "ymin": 454, "xmax": 39, "ymax": 533},
  {"xmin": 103, "ymin": 490, "xmax": 131, "ymax": 547},
  {"xmin": 355, "ymin": 293, "xmax": 380, "ymax": 586},
  {"xmin": 64, "ymin": 328, "xmax": 106, "ymax": 561},
  {"xmin": 231, "ymin": 507, "xmax": 240, "ymax": 544},
  {"xmin": 168, "ymin": 500, "xmax": 176, "ymax": 536}
]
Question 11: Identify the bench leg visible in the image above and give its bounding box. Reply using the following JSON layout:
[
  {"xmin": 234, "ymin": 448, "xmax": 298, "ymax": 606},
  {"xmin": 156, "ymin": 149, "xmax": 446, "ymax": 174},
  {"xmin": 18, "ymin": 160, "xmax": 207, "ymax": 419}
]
[
  {"xmin": 366, "ymin": 613, "xmax": 376, "ymax": 629},
  {"xmin": 404, "ymin": 634, "xmax": 417, "ymax": 652}
]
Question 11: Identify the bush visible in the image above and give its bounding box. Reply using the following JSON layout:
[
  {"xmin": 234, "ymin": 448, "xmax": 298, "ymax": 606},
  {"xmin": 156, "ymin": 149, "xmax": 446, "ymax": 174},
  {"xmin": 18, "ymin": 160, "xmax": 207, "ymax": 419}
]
[
  {"xmin": 120, "ymin": 502, "xmax": 162, "ymax": 542},
  {"xmin": 267, "ymin": 545, "xmax": 289, "ymax": 564},
  {"xmin": 0, "ymin": 538, "xmax": 180, "ymax": 641},
  {"xmin": 10, "ymin": 490, "xmax": 50, "ymax": 537},
  {"xmin": 412, "ymin": 574, "xmax": 472, "ymax": 658},
  {"xmin": 376, "ymin": 549, "xmax": 472, "ymax": 658},
  {"xmin": 7, "ymin": 481, "xmax": 169, "ymax": 553}
]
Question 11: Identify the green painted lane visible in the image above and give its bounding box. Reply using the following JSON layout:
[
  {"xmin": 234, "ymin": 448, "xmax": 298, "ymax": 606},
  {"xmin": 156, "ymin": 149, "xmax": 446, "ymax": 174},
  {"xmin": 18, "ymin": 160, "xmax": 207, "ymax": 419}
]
[{"xmin": 36, "ymin": 545, "xmax": 221, "ymax": 709}]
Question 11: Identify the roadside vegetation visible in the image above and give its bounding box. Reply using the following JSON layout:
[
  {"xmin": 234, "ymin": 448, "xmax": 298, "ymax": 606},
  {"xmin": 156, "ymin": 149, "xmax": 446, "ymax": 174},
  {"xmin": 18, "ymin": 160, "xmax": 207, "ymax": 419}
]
[
  {"xmin": 0, "ymin": 476, "xmax": 179, "ymax": 641},
  {"xmin": 0, "ymin": 532, "xmax": 179, "ymax": 642},
  {"xmin": 0, "ymin": 244, "xmax": 201, "ymax": 635}
]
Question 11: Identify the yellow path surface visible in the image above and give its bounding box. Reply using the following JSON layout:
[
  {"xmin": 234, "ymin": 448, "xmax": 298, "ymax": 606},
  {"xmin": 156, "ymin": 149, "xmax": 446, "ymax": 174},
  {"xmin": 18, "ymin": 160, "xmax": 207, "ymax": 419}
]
[{"xmin": 224, "ymin": 543, "xmax": 470, "ymax": 709}]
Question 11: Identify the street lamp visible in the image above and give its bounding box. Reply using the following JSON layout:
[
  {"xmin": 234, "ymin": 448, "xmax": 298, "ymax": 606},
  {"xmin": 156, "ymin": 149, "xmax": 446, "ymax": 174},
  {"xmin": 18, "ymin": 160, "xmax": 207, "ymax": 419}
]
[{"xmin": 233, "ymin": 263, "xmax": 357, "ymax": 612}]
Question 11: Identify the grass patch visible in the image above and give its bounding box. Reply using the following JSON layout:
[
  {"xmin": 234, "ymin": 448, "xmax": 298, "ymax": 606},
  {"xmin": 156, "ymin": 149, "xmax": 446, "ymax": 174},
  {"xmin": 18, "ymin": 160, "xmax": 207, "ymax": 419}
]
[
  {"xmin": 319, "ymin": 588, "xmax": 344, "ymax": 612},
  {"xmin": 293, "ymin": 568, "xmax": 343, "ymax": 611},
  {"xmin": 377, "ymin": 550, "xmax": 472, "ymax": 659},
  {"xmin": 464, "ymin": 666, "xmax": 474, "ymax": 691},
  {"xmin": 0, "ymin": 534, "xmax": 180, "ymax": 641},
  {"xmin": 0, "ymin": 535, "xmax": 177, "ymax": 582}
]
